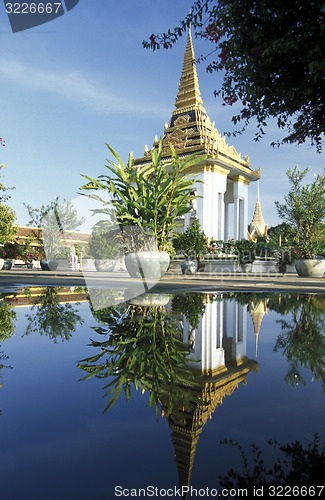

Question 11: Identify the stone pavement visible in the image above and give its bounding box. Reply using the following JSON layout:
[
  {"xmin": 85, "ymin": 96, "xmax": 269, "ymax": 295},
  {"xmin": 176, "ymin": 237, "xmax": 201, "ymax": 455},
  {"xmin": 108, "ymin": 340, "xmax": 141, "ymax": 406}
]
[{"xmin": 0, "ymin": 268, "xmax": 324, "ymax": 294}]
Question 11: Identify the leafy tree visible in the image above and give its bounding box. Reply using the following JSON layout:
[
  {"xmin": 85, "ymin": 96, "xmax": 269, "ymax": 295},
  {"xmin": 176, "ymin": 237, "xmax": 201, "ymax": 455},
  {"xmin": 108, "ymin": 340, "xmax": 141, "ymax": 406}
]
[
  {"xmin": 219, "ymin": 434, "xmax": 325, "ymax": 493},
  {"xmin": 24, "ymin": 197, "xmax": 84, "ymax": 260},
  {"xmin": 78, "ymin": 302, "xmax": 198, "ymax": 420},
  {"xmin": 24, "ymin": 287, "xmax": 84, "ymax": 343},
  {"xmin": 0, "ymin": 204, "xmax": 16, "ymax": 246},
  {"xmin": 275, "ymin": 167, "xmax": 325, "ymax": 258},
  {"xmin": 144, "ymin": 0, "xmax": 325, "ymax": 151},
  {"xmin": 0, "ymin": 164, "xmax": 16, "ymax": 246}
]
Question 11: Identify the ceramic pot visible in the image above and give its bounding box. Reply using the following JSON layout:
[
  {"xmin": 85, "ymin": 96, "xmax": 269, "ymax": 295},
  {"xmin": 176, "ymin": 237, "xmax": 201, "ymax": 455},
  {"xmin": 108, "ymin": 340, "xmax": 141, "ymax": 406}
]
[
  {"xmin": 130, "ymin": 293, "xmax": 170, "ymax": 306},
  {"xmin": 3, "ymin": 259, "xmax": 13, "ymax": 270},
  {"xmin": 94, "ymin": 259, "xmax": 115, "ymax": 272},
  {"xmin": 40, "ymin": 259, "xmax": 58, "ymax": 271},
  {"xmin": 125, "ymin": 251, "xmax": 170, "ymax": 280},
  {"xmin": 294, "ymin": 259, "xmax": 325, "ymax": 278},
  {"xmin": 181, "ymin": 259, "xmax": 198, "ymax": 275}
]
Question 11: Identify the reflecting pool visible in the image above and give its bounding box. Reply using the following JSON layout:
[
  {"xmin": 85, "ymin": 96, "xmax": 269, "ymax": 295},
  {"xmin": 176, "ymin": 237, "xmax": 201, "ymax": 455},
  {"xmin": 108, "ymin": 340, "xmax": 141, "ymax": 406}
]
[{"xmin": 0, "ymin": 287, "xmax": 324, "ymax": 499}]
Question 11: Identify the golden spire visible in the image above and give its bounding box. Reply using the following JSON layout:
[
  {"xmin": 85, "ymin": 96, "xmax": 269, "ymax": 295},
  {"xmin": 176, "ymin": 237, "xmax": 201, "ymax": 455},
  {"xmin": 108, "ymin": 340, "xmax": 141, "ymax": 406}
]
[
  {"xmin": 248, "ymin": 181, "xmax": 268, "ymax": 240},
  {"xmin": 173, "ymin": 29, "xmax": 205, "ymax": 114},
  {"xmin": 249, "ymin": 300, "xmax": 268, "ymax": 357}
]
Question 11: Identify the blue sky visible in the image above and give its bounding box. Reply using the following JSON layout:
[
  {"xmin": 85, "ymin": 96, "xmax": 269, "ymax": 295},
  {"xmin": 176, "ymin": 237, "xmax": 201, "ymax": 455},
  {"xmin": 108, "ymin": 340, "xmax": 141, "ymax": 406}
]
[{"xmin": 0, "ymin": 0, "xmax": 323, "ymax": 230}]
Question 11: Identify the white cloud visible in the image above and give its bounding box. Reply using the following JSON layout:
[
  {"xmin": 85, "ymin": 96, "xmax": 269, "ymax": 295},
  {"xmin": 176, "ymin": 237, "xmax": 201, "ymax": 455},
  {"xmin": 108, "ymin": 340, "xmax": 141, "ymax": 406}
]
[{"xmin": 0, "ymin": 57, "xmax": 167, "ymax": 116}]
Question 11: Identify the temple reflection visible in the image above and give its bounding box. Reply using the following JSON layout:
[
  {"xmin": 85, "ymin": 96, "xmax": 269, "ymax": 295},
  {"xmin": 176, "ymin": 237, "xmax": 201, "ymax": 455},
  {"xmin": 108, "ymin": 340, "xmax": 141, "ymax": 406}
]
[
  {"xmin": 168, "ymin": 293, "xmax": 258, "ymax": 497},
  {"xmin": 0, "ymin": 287, "xmax": 323, "ymax": 496}
]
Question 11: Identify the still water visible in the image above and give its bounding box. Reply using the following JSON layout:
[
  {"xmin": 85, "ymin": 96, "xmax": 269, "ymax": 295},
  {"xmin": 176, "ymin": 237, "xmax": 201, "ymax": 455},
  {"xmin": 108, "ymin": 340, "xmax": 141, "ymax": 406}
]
[{"xmin": 0, "ymin": 287, "xmax": 324, "ymax": 500}]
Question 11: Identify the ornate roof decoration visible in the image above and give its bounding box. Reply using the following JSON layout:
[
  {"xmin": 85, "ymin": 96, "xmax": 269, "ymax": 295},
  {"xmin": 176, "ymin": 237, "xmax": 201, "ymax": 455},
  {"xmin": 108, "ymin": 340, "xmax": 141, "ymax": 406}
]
[
  {"xmin": 248, "ymin": 181, "xmax": 268, "ymax": 240},
  {"xmin": 166, "ymin": 359, "xmax": 258, "ymax": 497},
  {"xmin": 248, "ymin": 299, "xmax": 268, "ymax": 357},
  {"xmin": 173, "ymin": 29, "xmax": 205, "ymax": 114},
  {"xmin": 134, "ymin": 29, "xmax": 260, "ymax": 181}
]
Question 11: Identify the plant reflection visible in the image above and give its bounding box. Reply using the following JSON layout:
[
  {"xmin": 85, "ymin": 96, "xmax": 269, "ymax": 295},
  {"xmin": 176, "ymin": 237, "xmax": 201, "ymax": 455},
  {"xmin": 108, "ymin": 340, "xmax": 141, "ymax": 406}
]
[
  {"xmin": 24, "ymin": 287, "xmax": 84, "ymax": 342},
  {"xmin": 0, "ymin": 293, "xmax": 17, "ymax": 341},
  {"xmin": 78, "ymin": 296, "xmax": 200, "ymax": 419},
  {"xmin": 273, "ymin": 295, "xmax": 325, "ymax": 391},
  {"xmin": 219, "ymin": 434, "xmax": 325, "ymax": 494}
]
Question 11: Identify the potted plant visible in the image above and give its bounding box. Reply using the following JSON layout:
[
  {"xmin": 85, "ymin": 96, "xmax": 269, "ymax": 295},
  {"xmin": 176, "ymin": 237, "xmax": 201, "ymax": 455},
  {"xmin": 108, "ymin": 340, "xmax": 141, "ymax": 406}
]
[
  {"xmin": 173, "ymin": 218, "xmax": 208, "ymax": 275},
  {"xmin": 1, "ymin": 240, "xmax": 20, "ymax": 269},
  {"xmin": 275, "ymin": 167, "xmax": 325, "ymax": 277},
  {"xmin": 80, "ymin": 141, "xmax": 205, "ymax": 279},
  {"xmin": 78, "ymin": 301, "xmax": 196, "ymax": 419},
  {"xmin": 88, "ymin": 222, "xmax": 120, "ymax": 272},
  {"xmin": 234, "ymin": 239, "xmax": 256, "ymax": 272}
]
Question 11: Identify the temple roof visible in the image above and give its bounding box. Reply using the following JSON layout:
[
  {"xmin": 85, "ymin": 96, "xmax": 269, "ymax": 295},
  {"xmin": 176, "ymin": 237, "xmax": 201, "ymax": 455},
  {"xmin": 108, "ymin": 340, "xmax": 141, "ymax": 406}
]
[
  {"xmin": 173, "ymin": 29, "xmax": 205, "ymax": 115},
  {"xmin": 134, "ymin": 30, "xmax": 260, "ymax": 182},
  {"xmin": 167, "ymin": 359, "xmax": 259, "ymax": 498},
  {"xmin": 248, "ymin": 182, "xmax": 268, "ymax": 239}
]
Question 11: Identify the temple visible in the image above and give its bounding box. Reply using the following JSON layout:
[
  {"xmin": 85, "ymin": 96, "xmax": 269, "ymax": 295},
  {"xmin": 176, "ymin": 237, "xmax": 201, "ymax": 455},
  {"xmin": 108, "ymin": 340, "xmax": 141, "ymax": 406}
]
[
  {"xmin": 165, "ymin": 295, "xmax": 259, "ymax": 498},
  {"xmin": 134, "ymin": 30, "xmax": 261, "ymax": 240},
  {"xmin": 247, "ymin": 181, "xmax": 268, "ymax": 241}
]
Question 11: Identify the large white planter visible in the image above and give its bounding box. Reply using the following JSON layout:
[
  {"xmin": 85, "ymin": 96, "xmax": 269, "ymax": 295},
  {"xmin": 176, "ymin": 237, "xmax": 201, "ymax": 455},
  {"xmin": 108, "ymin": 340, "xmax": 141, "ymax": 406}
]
[
  {"xmin": 295, "ymin": 259, "xmax": 325, "ymax": 277},
  {"xmin": 0, "ymin": 258, "xmax": 4, "ymax": 270},
  {"xmin": 94, "ymin": 259, "xmax": 115, "ymax": 272},
  {"xmin": 125, "ymin": 251, "xmax": 170, "ymax": 280},
  {"xmin": 130, "ymin": 293, "xmax": 170, "ymax": 306}
]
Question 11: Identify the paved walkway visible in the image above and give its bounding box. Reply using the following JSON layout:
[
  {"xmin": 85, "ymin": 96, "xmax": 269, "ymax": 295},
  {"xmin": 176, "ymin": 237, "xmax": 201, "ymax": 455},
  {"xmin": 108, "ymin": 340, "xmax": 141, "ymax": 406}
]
[{"xmin": 0, "ymin": 268, "xmax": 324, "ymax": 294}]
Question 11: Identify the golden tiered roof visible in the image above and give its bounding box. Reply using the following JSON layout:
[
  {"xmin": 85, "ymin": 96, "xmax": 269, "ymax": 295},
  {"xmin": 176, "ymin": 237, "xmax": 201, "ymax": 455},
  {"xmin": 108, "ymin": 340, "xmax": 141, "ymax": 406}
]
[
  {"xmin": 134, "ymin": 30, "xmax": 260, "ymax": 182},
  {"xmin": 166, "ymin": 359, "xmax": 258, "ymax": 498},
  {"xmin": 248, "ymin": 182, "xmax": 268, "ymax": 240},
  {"xmin": 248, "ymin": 299, "xmax": 268, "ymax": 357}
]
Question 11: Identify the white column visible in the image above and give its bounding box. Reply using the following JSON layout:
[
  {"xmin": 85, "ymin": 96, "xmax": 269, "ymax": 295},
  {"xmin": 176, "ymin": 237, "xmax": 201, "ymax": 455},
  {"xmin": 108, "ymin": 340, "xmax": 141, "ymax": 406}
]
[
  {"xmin": 233, "ymin": 176, "xmax": 249, "ymax": 240},
  {"xmin": 217, "ymin": 192, "xmax": 225, "ymax": 240}
]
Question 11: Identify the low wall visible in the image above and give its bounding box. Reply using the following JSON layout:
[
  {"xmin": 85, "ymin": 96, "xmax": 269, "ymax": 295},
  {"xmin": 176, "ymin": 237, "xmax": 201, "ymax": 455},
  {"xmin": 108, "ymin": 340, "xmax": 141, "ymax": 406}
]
[{"xmin": 169, "ymin": 258, "xmax": 283, "ymax": 275}]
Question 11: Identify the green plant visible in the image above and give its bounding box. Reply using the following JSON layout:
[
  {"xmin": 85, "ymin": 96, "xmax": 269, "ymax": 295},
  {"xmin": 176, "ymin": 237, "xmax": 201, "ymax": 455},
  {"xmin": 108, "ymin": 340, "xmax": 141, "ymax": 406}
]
[
  {"xmin": 0, "ymin": 205, "xmax": 16, "ymax": 247},
  {"xmin": 234, "ymin": 239, "xmax": 256, "ymax": 264},
  {"xmin": 80, "ymin": 141, "xmax": 205, "ymax": 253},
  {"xmin": 78, "ymin": 302, "xmax": 198, "ymax": 420},
  {"xmin": 24, "ymin": 197, "xmax": 85, "ymax": 260},
  {"xmin": 171, "ymin": 292, "xmax": 207, "ymax": 330},
  {"xmin": 173, "ymin": 218, "xmax": 208, "ymax": 259},
  {"xmin": 275, "ymin": 167, "xmax": 325, "ymax": 259},
  {"xmin": 24, "ymin": 287, "xmax": 84, "ymax": 343},
  {"xmin": 88, "ymin": 223, "xmax": 120, "ymax": 259}
]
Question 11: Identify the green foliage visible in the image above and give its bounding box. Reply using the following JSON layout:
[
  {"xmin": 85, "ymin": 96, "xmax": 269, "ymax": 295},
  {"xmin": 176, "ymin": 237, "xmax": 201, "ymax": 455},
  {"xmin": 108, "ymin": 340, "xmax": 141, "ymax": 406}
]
[
  {"xmin": 171, "ymin": 292, "xmax": 206, "ymax": 329},
  {"xmin": 88, "ymin": 223, "xmax": 120, "ymax": 259},
  {"xmin": 24, "ymin": 197, "xmax": 85, "ymax": 260},
  {"xmin": 275, "ymin": 167, "xmax": 325, "ymax": 258},
  {"xmin": 274, "ymin": 295, "xmax": 325, "ymax": 391},
  {"xmin": 0, "ymin": 204, "xmax": 16, "ymax": 246},
  {"xmin": 24, "ymin": 287, "xmax": 84, "ymax": 343},
  {"xmin": 0, "ymin": 298, "xmax": 16, "ymax": 341},
  {"xmin": 234, "ymin": 239, "xmax": 256, "ymax": 264},
  {"xmin": 80, "ymin": 141, "xmax": 206, "ymax": 252},
  {"xmin": 144, "ymin": 0, "xmax": 325, "ymax": 151},
  {"xmin": 219, "ymin": 434, "xmax": 325, "ymax": 492},
  {"xmin": 173, "ymin": 218, "xmax": 208, "ymax": 259},
  {"xmin": 78, "ymin": 302, "xmax": 198, "ymax": 420},
  {"xmin": 268, "ymin": 223, "xmax": 296, "ymax": 247},
  {"xmin": 0, "ymin": 164, "xmax": 14, "ymax": 204}
]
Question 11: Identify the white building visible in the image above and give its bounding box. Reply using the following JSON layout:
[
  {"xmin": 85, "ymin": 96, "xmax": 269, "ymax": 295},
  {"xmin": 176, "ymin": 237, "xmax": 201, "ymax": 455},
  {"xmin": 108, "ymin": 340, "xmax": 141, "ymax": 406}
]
[{"xmin": 134, "ymin": 30, "xmax": 260, "ymax": 240}]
